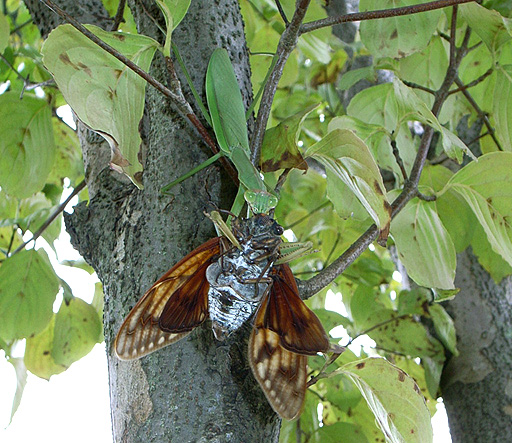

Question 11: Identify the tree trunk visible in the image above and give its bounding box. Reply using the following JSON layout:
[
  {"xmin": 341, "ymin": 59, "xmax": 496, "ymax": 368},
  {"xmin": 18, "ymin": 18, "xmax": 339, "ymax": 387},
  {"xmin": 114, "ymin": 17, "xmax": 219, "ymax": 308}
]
[
  {"xmin": 26, "ymin": 0, "xmax": 281, "ymax": 441},
  {"xmin": 441, "ymin": 249, "xmax": 512, "ymax": 442}
]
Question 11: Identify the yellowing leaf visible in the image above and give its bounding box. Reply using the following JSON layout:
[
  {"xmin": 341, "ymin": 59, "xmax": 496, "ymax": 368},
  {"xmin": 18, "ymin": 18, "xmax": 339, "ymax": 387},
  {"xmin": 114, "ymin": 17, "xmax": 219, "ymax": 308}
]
[
  {"xmin": 305, "ymin": 129, "xmax": 391, "ymax": 241},
  {"xmin": 52, "ymin": 298, "xmax": 102, "ymax": 367},
  {"xmin": 24, "ymin": 316, "xmax": 66, "ymax": 380},
  {"xmin": 0, "ymin": 249, "xmax": 60, "ymax": 341},
  {"xmin": 260, "ymin": 104, "xmax": 318, "ymax": 172},
  {"xmin": 390, "ymin": 197, "xmax": 456, "ymax": 290},
  {"xmin": 0, "ymin": 93, "xmax": 55, "ymax": 198},
  {"xmin": 42, "ymin": 24, "xmax": 159, "ymax": 187},
  {"xmin": 338, "ymin": 358, "xmax": 433, "ymax": 443},
  {"xmin": 493, "ymin": 66, "xmax": 512, "ymax": 152}
]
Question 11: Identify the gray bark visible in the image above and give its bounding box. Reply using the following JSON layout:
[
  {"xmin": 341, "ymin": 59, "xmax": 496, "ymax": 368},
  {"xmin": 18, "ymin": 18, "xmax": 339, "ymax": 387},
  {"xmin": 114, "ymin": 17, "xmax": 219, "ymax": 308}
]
[
  {"xmin": 26, "ymin": 0, "xmax": 281, "ymax": 441},
  {"xmin": 441, "ymin": 249, "xmax": 512, "ymax": 442}
]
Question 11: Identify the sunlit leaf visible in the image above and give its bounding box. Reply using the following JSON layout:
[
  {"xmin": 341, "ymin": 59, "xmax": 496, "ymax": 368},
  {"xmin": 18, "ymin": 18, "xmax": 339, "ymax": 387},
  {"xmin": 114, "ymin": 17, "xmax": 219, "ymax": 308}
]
[
  {"xmin": 338, "ymin": 358, "xmax": 433, "ymax": 443},
  {"xmin": 359, "ymin": 0, "xmax": 442, "ymax": 59},
  {"xmin": 444, "ymin": 152, "xmax": 512, "ymax": 266},
  {"xmin": 0, "ymin": 93, "xmax": 56, "ymax": 198},
  {"xmin": 390, "ymin": 197, "xmax": 456, "ymax": 290},
  {"xmin": 493, "ymin": 66, "xmax": 512, "ymax": 152},
  {"xmin": 52, "ymin": 297, "xmax": 102, "ymax": 367},
  {"xmin": 8, "ymin": 357, "xmax": 27, "ymax": 424},
  {"xmin": 24, "ymin": 315, "xmax": 66, "ymax": 380},
  {"xmin": 460, "ymin": 3, "xmax": 512, "ymax": 54},
  {"xmin": 0, "ymin": 249, "xmax": 60, "ymax": 341},
  {"xmin": 305, "ymin": 129, "xmax": 391, "ymax": 241},
  {"xmin": 42, "ymin": 24, "xmax": 159, "ymax": 187}
]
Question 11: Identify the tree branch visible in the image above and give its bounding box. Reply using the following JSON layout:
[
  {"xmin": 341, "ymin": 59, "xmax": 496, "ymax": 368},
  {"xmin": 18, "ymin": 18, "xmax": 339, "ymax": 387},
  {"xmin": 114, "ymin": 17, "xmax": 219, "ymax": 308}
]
[
  {"xmin": 250, "ymin": 0, "xmax": 312, "ymax": 165},
  {"xmin": 300, "ymin": 0, "xmax": 477, "ymax": 34},
  {"xmin": 298, "ymin": 7, "xmax": 470, "ymax": 299}
]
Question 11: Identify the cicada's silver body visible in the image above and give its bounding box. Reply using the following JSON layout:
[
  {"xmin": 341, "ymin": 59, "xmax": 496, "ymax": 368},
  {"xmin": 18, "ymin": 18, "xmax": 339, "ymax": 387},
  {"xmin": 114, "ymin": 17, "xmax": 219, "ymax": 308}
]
[{"xmin": 205, "ymin": 213, "xmax": 283, "ymax": 340}]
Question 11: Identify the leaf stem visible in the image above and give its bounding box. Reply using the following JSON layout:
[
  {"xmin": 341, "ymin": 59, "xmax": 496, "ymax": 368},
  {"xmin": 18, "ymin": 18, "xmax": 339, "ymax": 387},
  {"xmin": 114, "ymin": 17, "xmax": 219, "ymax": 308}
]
[{"xmin": 11, "ymin": 180, "xmax": 87, "ymax": 256}]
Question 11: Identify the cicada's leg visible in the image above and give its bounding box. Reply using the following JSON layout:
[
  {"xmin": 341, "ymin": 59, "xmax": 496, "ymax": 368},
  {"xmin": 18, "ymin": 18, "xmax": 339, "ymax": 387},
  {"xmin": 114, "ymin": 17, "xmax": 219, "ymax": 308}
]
[
  {"xmin": 274, "ymin": 241, "xmax": 315, "ymax": 265},
  {"xmin": 205, "ymin": 211, "xmax": 241, "ymax": 250}
]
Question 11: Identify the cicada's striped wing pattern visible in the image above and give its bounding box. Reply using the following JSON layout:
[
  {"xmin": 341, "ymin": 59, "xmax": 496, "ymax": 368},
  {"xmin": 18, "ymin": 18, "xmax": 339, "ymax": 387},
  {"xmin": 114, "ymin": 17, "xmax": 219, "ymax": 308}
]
[
  {"xmin": 249, "ymin": 264, "xmax": 330, "ymax": 420},
  {"xmin": 115, "ymin": 237, "xmax": 221, "ymax": 360}
]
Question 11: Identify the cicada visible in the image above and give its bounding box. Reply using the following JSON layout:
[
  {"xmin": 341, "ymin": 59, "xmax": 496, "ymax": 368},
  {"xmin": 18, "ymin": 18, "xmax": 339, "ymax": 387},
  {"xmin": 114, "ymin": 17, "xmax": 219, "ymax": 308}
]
[{"xmin": 115, "ymin": 208, "xmax": 331, "ymax": 420}]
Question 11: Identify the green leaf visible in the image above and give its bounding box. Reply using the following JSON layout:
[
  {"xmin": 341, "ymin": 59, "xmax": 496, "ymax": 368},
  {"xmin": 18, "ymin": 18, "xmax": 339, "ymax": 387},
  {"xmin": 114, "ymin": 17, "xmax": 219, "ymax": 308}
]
[
  {"xmin": 392, "ymin": 79, "xmax": 474, "ymax": 162},
  {"xmin": 338, "ymin": 358, "xmax": 433, "ymax": 443},
  {"xmin": 305, "ymin": 129, "xmax": 391, "ymax": 239},
  {"xmin": 444, "ymin": 152, "xmax": 512, "ymax": 266},
  {"xmin": 359, "ymin": 0, "xmax": 442, "ymax": 59},
  {"xmin": 155, "ymin": 0, "xmax": 191, "ymax": 56},
  {"xmin": 206, "ymin": 48, "xmax": 250, "ymax": 153},
  {"xmin": 0, "ymin": 93, "xmax": 56, "ymax": 198},
  {"xmin": 390, "ymin": 197, "xmax": 456, "ymax": 290},
  {"xmin": 493, "ymin": 66, "xmax": 512, "ymax": 152},
  {"xmin": 24, "ymin": 315, "xmax": 66, "ymax": 380},
  {"xmin": 52, "ymin": 298, "xmax": 102, "ymax": 367},
  {"xmin": 316, "ymin": 422, "xmax": 369, "ymax": 443},
  {"xmin": 260, "ymin": 104, "xmax": 318, "ymax": 172},
  {"xmin": 422, "ymin": 355, "xmax": 443, "ymax": 398},
  {"xmin": 460, "ymin": 3, "xmax": 512, "ymax": 54},
  {"xmin": 397, "ymin": 288, "xmax": 430, "ymax": 316},
  {"xmin": 0, "ymin": 249, "xmax": 60, "ymax": 341},
  {"xmin": 0, "ymin": 11, "xmax": 9, "ymax": 54},
  {"xmin": 41, "ymin": 24, "xmax": 159, "ymax": 187},
  {"xmin": 8, "ymin": 357, "xmax": 28, "ymax": 424},
  {"xmin": 338, "ymin": 67, "xmax": 376, "ymax": 91},
  {"xmin": 429, "ymin": 304, "xmax": 458, "ymax": 356}
]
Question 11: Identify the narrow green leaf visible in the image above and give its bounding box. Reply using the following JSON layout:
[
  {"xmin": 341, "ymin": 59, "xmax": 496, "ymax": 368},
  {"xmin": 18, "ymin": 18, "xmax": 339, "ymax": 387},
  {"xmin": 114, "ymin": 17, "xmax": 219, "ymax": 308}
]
[
  {"xmin": 390, "ymin": 197, "xmax": 456, "ymax": 290},
  {"xmin": 445, "ymin": 152, "xmax": 512, "ymax": 266},
  {"xmin": 24, "ymin": 315, "xmax": 66, "ymax": 380},
  {"xmin": 206, "ymin": 48, "xmax": 250, "ymax": 153},
  {"xmin": 0, "ymin": 11, "xmax": 9, "ymax": 53},
  {"xmin": 429, "ymin": 304, "xmax": 458, "ymax": 356},
  {"xmin": 260, "ymin": 104, "xmax": 318, "ymax": 172},
  {"xmin": 0, "ymin": 93, "xmax": 55, "ymax": 198},
  {"xmin": 338, "ymin": 67, "xmax": 375, "ymax": 91},
  {"xmin": 8, "ymin": 357, "xmax": 27, "ymax": 424},
  {"xmin": 359, "ymin": 0, "xmax": 442, "ymax": 59},
  {"xmin": 316, "ymin": 422, "xmax": 369, "ymax": 443},
  {"xmin": 493, "ymin": 66, "xmax": 512, "ymax": 152},
  {"xmin": 339, "ymin": 358, "xmax": 433, "ymax": 443},
  {"xmin": 0, "ymin": 249, "xmax": 60, "ymax": 341},
  {"xmin": 42, "ymin": 24, "xmax": 159, "ymax": 187},
  {"xmin": 52, "ymin": 298, "xmax": 102, "ymax": 367},
  {"xmin": 305, "ymin": 129, "xmax": 391, "ymax": 238}
]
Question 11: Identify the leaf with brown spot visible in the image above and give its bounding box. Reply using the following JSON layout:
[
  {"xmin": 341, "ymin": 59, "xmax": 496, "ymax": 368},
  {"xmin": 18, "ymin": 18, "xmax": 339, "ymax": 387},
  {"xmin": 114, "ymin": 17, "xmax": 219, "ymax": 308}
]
[{"xmin": 260, "ymin": 104, "xmax": 319, "ymax": 172}]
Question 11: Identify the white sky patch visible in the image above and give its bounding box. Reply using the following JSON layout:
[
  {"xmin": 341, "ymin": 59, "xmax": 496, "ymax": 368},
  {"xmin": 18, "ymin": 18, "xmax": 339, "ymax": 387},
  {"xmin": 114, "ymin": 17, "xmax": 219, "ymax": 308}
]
[
  {"xmin": 56, "ymin": 105, "xmax": 76, "ymax": 129},
  {"xmin": 392, "ymin": 270, "xmax": 403, "ymax": 283}
]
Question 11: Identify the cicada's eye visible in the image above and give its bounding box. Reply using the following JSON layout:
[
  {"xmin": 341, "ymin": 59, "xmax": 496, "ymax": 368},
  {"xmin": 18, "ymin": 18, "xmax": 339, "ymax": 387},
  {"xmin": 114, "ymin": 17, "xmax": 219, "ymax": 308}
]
[{"xmin": 273, "ymin": 223, "xmax": 284, "ymax": 236}]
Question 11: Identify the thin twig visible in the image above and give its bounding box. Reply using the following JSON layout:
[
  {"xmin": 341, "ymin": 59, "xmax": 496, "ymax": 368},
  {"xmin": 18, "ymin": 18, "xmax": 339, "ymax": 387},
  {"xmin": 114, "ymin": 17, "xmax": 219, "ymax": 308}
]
[
  {"xmin": 402, "ymin": 80, "xmax": 435, "ymax": 95},
  {"xmin": 454, "ymin": 76, "xmax": 502, "ymax": 151},
  {"xmin": 448, "ymin": 67, "xmax": 493, "ymax": 95},
  {"xmin": 275, "ymin": 0, "xmax": 289, "ymax": 25},
  {"xmin": 11, "ymin": 180, "xmax": 87, "ymax": 255},
  {"xmin": 250, "ymin": 0, "xmax": 312, "ymax": 165},
  {"xmin": 300, "ymin": 0, "xmax": 477, "ymax": 34},
  {"xmin": 110, "ymin": 0, "xmax": 126, "ymax": 31},
  {"xmin": 391, "ymin": 138, "xmax": 408, "ymax": 182}
]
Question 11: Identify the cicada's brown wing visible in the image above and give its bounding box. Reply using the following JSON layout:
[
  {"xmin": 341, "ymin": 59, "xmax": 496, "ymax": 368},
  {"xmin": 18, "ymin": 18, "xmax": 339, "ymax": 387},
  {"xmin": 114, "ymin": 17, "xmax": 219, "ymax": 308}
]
[
  {"xmin": 265, "ymin": 264, "xmax": 330, "ymax": 355},
  {"xmin": 114, "ymin": 237, "xmax": 221, "ymax": 360},
  {"xmin": 248, "ymin": 264, "xmax": 330, "ymax": 420}
]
